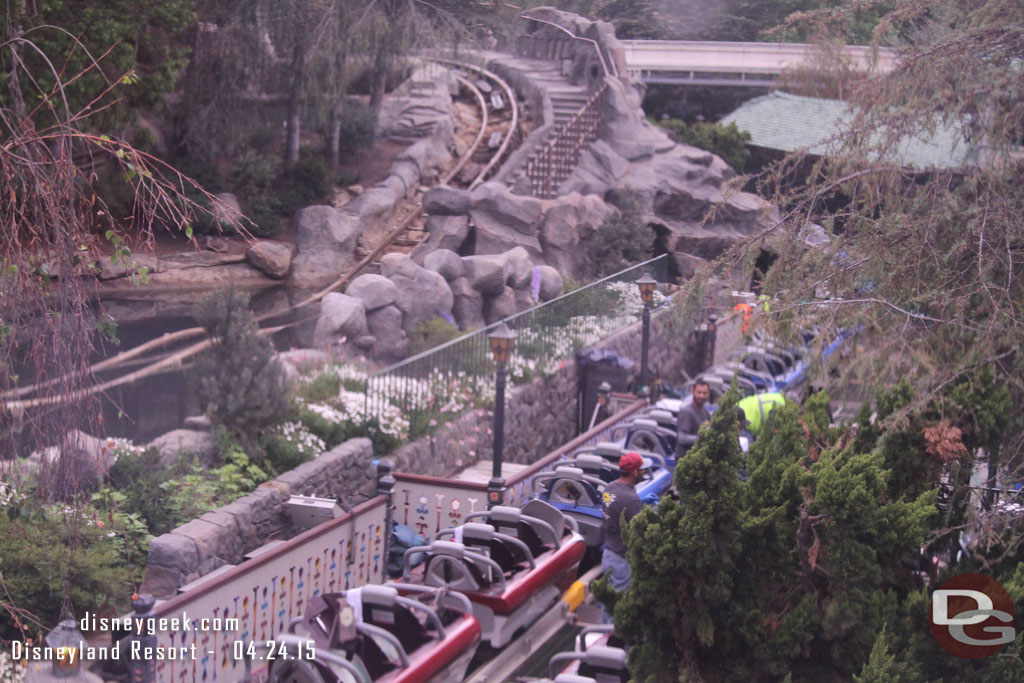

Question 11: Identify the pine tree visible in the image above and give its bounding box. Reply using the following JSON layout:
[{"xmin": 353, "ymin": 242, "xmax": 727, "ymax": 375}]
[
  {"xmin": 193, "ymin": 288, "xmax": 290, "ymax": 456},
  {"xmin": 609, "ymin": 389, "xmax": 747, "ymax": 680}
]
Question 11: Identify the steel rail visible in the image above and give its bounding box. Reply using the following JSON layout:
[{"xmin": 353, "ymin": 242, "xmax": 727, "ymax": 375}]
[
  {"xmin": 5, "ymin": 60, "xmax": 520, "ymax": 407},
  {"xmin": 519, "ymin": 13, "xmax": 616, "ymax": 78}
]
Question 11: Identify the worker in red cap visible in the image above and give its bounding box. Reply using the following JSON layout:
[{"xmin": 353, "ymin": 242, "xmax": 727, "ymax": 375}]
[{"xmin": 600, "ymin": 451, "xmax": 653, "ymax": 622}]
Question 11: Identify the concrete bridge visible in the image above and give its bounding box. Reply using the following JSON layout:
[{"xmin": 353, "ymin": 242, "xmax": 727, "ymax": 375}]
[{"xmin": 620, "ymin": 39, "xmax": 899, "ymax": 87}]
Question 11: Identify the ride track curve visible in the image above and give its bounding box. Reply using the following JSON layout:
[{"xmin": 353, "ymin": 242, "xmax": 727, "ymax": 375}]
[{"xmin": 3, "ymin": 60, "xmax": 522, "ymax": 412}]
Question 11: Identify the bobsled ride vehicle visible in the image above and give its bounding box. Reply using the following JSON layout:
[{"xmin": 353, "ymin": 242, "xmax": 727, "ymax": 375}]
[
  {"xmin": 544, "ymin": 624, "xmax": 629, "ymax": 683},
  {"xmin": 253, "ymin": 583, "xmax": 480, "ymax": 683},
  {"xmin": 529, "ymin": 453, "xmax": 668, "ymax": 547},
  {"xmin": 399, "ymin": 499, "xmax": 586, "ymax": 648},
  {"xmin": 611, "ymin": 410, "xmax": 679, "ymax": 460}
]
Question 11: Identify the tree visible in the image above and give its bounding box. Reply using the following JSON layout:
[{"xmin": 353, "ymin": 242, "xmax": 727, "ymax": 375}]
[
  {"xmin": 588, "ymin": 190, "xmax": 655, "ymax": 276},
  {"xmin": 597, "ymin": 389, "xmax": 747, "ymax": 681},
  {"xmin": 605, "ymin": 391, "xmax": 940, "ymax": 680},
  {"xmin": 722, "ymin": 0, "xmax": 1023, "ymax": 500},
  {"xmin": 1, "ymin": 24, "xmax": 231, "ymax": 499},
  {"xmin": 193, "ymin": 288, "xmax": 291, "ymax": 457},
  {"xmin": 2, "ymin": 0, "xmax": 194, "ymax": 128},
  {"xmin": 657, "ymin": 118, "xmax": 752, "ymax": 171}
]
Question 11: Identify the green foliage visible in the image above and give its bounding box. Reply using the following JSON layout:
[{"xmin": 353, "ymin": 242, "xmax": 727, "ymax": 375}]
[
  {"xmin": 332, "ymin": 100, "xmax": 377, "ymax": 156},
  {"xmin": 610, "ymin": 389, "xmax": 942, "ymax": 680},
  {"xmin": 2, "ymin": 1, "xmax": 195, "ymax": 129},
  {"xmin": 193, "ymin": 288, "xmax": 291, "ymax": 455},
  {"xmin": 854, "ymin": 629, "xmax": 919, "ymax": 683},
  {"xmin": 588, "ymin": 191, "xmax": 654, "ymax": 277},
  {"xmin": 407, "ymin": 317, "xmax": 463, "ymax": 356},
  {"xmin": 0, "ymin": 505, "xmax": 139, "ymax": 639},
  {"xmin": 657, "ymin": 118, "xmax": 752, "ymax": 171},
  {"xmin": 107, "ymin": 446, "xmax": 180, "ymax": 534}
]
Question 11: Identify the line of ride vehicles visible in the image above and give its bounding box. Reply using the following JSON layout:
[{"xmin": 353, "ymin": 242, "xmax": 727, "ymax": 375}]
[{"xmin": 249, "ymin": 332, "xmax": 828, "ymax": 683}]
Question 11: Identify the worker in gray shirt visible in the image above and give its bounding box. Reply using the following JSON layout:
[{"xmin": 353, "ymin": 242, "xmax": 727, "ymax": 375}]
[
  {"xmin": 676, "ymin": 379, "xmax": 711, "ymax": 457},
  {"xmin": 601, "ymin": 451, "xmax": 653, "ymax": 623}
]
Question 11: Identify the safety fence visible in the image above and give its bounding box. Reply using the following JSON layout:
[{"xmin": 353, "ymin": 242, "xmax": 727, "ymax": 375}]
[{"xmin": 363, "ymin": 255, "xmax": 669, "ymax": 443}]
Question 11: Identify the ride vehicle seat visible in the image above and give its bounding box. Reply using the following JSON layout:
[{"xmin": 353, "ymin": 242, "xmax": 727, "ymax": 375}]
[
  {"xmin": 645, "ymin": 409, "xmax": 677, "ymax": 430},
  {"xmin": 458, "ymin": 522, "xmax": 533, "ymax": 577},
  {"xmin": 570, "ymin": 454, "xmax": 619, "ymax": 483},
  {"xmin": 540, "ymin": 467, "xmax": 604, "ymax": 509},
  {"xmin": 360, "ymin": 585, "xmax": 429, "ymax": 656},
  {"xmin": 577, "ymin": 645, "xmax": 629, "ymax": 683}
]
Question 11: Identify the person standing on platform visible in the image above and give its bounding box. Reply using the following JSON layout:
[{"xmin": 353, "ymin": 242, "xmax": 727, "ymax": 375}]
[
  {"xmin": 676, "ymin": 379, "xmax": 712, "ymax": 457},
  {"xmin": 601, "ymin": 451, "xmax": 652, "ymax": 622}
]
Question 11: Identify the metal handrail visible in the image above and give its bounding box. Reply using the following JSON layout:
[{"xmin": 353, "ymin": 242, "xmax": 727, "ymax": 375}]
[{"xmin": 520, "ymin": 13, "xmax": 617, "ymax": 78}]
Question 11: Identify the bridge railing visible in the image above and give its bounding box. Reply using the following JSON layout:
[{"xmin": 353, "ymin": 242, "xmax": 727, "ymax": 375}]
[{"xmin": 521, "ymin": 82, "xmax": 607, "ymax": 199}]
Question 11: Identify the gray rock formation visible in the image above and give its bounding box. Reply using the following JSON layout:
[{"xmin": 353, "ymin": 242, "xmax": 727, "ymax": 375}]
[
  {"xmin": 469, "ymin": 182, "xmax": 544, "ymax": 256},
  {"xmin": 149, "ymin": 429, "xmax": 217, "ymax": 466},
  {"xmin": 422, "ymin": 249, "xmax": 464, "ymax": 282},
  {"xmin": 537, "ymin": 265, "xmax": 564, "ymax": 301},
  {"xmin": 246, "ymin": 240, "xmax": 293, "ymax": 279},
  {"xmin": 450, "ymin": 277, "xmax": 485, "ymax": 330},
  {"xmin": 539, "ymin": 193, "xmax": 612, "ymax": 277},
  {"xmin": 290, "ymin": 206, "xmax": 360, "ymax": 290},
  {"xmin": 366, "ymin": 305, "xmax": 409, "ymax": 361},
  {"xmin": 484, "ymin": 286, "xmax": 517, "ymax": 324},
  {"xmin": 346, "ymin": 274, "xmax": 399, "ymax": 311},
  {"xmin": 313, "ymin": 293, "xmax": 369, "ymax": 349},
  {"xmin": 502, "ymin": 247, "xmax": 534, "ymax": 289},
  {"xmin": 461, "ymin": 254, "xmax": 509, "ymax": 297},
  {"xmin": 423, "ymin": 185, "xmax": 470, "ymax": 216},
  {"xmin": 411, "ymin": 215, "xmax": 471, "ymax": 258},
  {"xmin": 380, "ymin": 253, "xmax": 454, "ymax": 330}
]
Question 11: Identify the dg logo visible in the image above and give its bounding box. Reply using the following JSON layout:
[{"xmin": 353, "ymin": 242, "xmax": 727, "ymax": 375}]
[{"xmin": 930, "ymin": 573, "xmax": 1017, "ymax": 658}]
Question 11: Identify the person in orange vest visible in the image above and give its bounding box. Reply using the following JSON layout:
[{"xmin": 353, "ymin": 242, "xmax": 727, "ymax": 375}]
[{"xmin": 734, "ymin": 301, "xmax": 754, "ymax": 335}]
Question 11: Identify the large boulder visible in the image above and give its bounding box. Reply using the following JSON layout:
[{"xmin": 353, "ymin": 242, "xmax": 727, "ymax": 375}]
[
  {"xmin": 469, "ymin": 182, "xmax": 545, "ymax": 256},
  {"xmin": 423, "ymin": 249, "xmax": 464, "ymax": 282},
  {"xmin": 484, "ymin": 286, "xmax": 518, "ymax": 324},
  {"xmin": 539, "ymin": 194, "xmax": 612, "ymax": 276},
  {"xmin": 246, "ymin": 240, "xmax": 293, "ymax": 279},
  {"xmin": 290, "ymin": 205, "xmax": 360, "ymax": 289},
  {"xmin": 536, "ymin": 265, "xmax": 564, "ymax": 301},
  {"xmin": 501, "ymin": 247, "xmax": 534, "ymax": 289},
  {"xmin": 598, "ymin": 77, "xmax": 675, "ymax": 161},
  {"xmin": 380, "ymin": 254, "xmax": 454, "ymax": 330},
  {"xmin": 423, "ymin": 185, "xmax": 470, "ymax": 216},
  {"xmin": 313, "ymin": 293, "xmax": 368, "ymax": 349},
  {"xmin": 149, "ymin": 429, "xmax": 217, "ymax": 466},
  {"xmin": 461, "ymin": 254, "xmax": 509, "ymax": 296},
  {"xmin": 346, "ymin": 274, "xmax": 399, "ymax": 311},
  {"xmin": 411, "ymin": 215, "xmax": 470, "ymax": 258},
  {"xmin": 450, "ymin": 277, "xmax": 485, "ymax": 330},
  {"xmin": 366, "ymin": 305, "xmax": 409, "ymax": 361}
]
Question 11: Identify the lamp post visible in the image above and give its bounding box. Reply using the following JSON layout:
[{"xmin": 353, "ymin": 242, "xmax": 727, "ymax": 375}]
[
  {"xmin": 635, "ymin": 273, "xmax": 657, "ymax": 399},
  {"xmin": 45, "ymin": 615, "xmax": 85, "ymax": 678},
  {"xmin": 487, "ymin": 323, "xmax": 516, "ymax": 508}
]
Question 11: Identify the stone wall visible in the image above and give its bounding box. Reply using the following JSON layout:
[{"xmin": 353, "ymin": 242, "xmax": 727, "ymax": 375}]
[
  {"xmin": 141, "ymin": 298, "xmax": 719, "ymax": 598},
  {"xmin": 140, "ymin": 439, "xmax": 374, "ymax": 598}
]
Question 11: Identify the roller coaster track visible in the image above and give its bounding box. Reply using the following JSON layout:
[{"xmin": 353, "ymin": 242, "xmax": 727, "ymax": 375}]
[{"xmin": 4, "ymin": 60, "xmax": 521, "ymax": 411}]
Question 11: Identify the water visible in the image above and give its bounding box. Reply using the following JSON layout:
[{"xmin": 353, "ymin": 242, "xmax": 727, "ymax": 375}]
[{"xmin": 93, "ymin": 285, "xmax": 304, "ymax": 443}]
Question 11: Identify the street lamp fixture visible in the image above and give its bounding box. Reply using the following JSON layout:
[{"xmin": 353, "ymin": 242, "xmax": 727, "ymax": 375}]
[
  {"xmin": 45, "ymin": 616, "xmax": 85, "ymax": 678},
  {"xmin": 635, "ymin": 273, "xmax": 656, "ymax": 399},
  {"xmin": 636, "ymin": 272, "xmax": 657, "ymax": 304},
  {"xmin": 487, "ymin": 323, "xmax": 516, "ymax": 507}
]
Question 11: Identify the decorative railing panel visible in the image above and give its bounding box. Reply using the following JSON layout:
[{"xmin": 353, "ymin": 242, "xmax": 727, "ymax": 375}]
[{"xmin": 149, "ymin": 497, "xmax": 388, "ymax": 683}]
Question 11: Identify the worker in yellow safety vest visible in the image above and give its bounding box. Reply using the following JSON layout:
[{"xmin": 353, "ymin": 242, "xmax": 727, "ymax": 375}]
[{"xmin": 737, "ymin": 392, "xmax": 786, "ymax": 436}]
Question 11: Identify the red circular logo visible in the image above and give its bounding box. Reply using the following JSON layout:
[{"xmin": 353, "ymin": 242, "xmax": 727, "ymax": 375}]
[{"xmin": 930, "ymin": 573, "xmax": 1017, "ymax": 658}]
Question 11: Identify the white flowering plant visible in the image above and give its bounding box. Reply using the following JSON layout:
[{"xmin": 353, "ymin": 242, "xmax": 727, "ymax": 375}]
[{"xmin": 0, "ymin": 653, "xmax": 26, "ymax": 683}]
